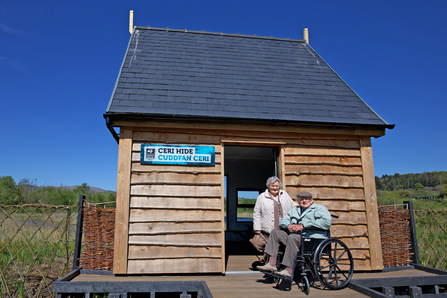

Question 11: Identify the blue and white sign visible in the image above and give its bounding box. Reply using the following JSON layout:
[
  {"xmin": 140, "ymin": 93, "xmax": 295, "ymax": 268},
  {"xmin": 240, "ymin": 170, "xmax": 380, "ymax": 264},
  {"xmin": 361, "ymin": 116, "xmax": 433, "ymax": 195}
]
[{"xmin": 141, "ymin": 144, "xmax": 215, "ymax": 166}]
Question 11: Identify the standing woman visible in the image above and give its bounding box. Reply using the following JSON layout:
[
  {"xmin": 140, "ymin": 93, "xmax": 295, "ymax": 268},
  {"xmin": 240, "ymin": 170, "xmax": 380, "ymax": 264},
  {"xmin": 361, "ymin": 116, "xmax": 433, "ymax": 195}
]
[{"xmin": 253, "ymin": 176, "xmax": 297, "ymax": 240}]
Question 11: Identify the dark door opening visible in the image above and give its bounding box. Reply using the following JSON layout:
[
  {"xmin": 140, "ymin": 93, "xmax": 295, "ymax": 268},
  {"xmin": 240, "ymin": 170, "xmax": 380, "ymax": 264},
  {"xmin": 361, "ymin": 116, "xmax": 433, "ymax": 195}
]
[{"xmin": 224, "ymin": 145, "xmax": 278, "ymax": 242}]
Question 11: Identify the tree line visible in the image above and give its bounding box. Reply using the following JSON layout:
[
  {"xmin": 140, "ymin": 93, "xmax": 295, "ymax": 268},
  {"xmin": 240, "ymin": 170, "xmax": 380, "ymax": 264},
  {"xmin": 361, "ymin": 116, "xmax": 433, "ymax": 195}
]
[
  {"xmin": 375, "ymin": 171, "xmax": 447, "ymax": 191},
  {"xmin": 2, "ymin": 171, "xmax": 447, "ymax": 207},
  {"xmin": 0, "ymin": 176, "xmax": 116, "ymax": 206}
]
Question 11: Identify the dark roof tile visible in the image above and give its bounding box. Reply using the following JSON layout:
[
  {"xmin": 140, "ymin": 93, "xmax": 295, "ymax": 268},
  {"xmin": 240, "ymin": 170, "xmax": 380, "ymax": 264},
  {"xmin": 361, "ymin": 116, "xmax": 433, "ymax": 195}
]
[{"xmin": 106, "ymin": 27, "xmax": 390, "ymax": 127}]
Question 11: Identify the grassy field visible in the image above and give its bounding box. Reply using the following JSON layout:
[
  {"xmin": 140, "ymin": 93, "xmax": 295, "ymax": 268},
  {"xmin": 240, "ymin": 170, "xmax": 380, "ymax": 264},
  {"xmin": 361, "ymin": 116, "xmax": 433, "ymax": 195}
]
[
  {"xmin": 237, "ymin": 209, "xmax": 254, "ymax": 219},
  {"xmin": 414, "ymin": 210, "xmax": 447, "ymax": 270},
  {"xmin": 0, "ymin": 207, "xmax": 76, "ymax": 297},
  {"xmin": 0, "ymin": 203, "xmax": 445, "ymax": 297}
]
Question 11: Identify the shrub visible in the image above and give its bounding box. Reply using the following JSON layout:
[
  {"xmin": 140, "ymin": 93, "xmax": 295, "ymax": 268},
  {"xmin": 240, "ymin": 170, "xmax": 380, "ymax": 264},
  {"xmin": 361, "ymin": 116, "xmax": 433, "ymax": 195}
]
[{"xmin": 414, "ymin": 183, "xmax": 424, "ymax": 190}]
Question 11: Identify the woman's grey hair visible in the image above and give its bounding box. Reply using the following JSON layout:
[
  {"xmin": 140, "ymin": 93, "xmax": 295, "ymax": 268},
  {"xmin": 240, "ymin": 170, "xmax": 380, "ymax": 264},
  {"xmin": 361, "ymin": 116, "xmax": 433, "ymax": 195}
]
[{"xmin": 266, "ymin": 176, "xmax": 282, "ymax": 188}]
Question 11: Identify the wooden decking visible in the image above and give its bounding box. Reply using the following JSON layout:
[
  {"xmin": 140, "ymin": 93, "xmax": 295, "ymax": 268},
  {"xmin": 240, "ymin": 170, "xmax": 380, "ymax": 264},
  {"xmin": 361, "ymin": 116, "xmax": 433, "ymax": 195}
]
[{"xmin": 69, "ymin": 255, "xmax": 442, "ymax": 298}]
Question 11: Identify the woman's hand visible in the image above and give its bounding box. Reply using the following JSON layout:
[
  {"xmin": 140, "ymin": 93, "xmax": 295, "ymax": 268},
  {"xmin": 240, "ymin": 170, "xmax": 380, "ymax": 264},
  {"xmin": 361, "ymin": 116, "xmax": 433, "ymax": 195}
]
[{"xmin": 254, "ymin": 230, "xmax": 261, "ymax": 234}]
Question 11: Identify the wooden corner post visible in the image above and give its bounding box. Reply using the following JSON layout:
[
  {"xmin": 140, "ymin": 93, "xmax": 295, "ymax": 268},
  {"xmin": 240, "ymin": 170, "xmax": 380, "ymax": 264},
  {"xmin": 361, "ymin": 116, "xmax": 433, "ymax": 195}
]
[
  {"xmin": 220, "ymin": 144, "xmax": 226, "ymax": 274},
  {"xmin": 359, "ymin": 136, "xmax": 383, "ymax": 270},
  {"xmin": 113, "ymin": 127, "xmax": 133, "ymax": 274}
]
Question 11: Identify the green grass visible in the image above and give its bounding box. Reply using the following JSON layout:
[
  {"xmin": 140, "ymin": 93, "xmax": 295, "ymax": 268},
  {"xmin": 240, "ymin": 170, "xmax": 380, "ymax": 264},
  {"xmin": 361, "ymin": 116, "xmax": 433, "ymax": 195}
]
[
  {"xmin": 0, "ymin": 209, "xmax": 76, "ymax": 297},
  {"xmin": 414, "ymin": 210, "xmax": 447, "ymax": 270}
]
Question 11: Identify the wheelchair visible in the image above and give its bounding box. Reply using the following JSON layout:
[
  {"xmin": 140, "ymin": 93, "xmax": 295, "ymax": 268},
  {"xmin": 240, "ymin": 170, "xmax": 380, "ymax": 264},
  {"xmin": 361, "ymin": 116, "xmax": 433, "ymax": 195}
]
[{"xmin": 259, "ymin": 215, "xmax": 354, "ymax": 295}]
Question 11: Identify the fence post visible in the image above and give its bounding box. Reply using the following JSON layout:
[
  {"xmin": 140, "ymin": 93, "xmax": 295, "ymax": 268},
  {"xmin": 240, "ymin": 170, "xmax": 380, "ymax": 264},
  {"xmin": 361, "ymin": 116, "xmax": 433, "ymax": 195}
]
[
  {"xmin": 73, "ymin": 195, "xmax": 85, "ymax": 270},
  {"xmin": 404, "ymin": 200, "xmax": 420, "ymax": 265}
]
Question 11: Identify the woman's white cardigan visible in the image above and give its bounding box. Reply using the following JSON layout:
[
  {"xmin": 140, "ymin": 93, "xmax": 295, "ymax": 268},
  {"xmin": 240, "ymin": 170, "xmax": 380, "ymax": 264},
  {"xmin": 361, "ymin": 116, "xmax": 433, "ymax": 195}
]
[{"xmin": 253, "ymin": 189, "xmax": 297, "ymax": 234}]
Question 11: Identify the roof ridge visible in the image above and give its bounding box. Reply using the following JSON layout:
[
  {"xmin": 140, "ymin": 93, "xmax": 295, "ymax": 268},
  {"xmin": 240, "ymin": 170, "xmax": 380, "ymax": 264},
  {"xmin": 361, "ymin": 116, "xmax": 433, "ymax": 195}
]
[{"xmin": 134, "ymin": 26, "xmax": 305, "ymax": 43}]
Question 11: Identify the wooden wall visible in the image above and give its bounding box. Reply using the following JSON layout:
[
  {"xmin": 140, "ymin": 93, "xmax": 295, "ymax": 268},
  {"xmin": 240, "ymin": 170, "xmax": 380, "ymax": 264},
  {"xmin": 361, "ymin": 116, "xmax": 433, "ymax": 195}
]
[
  {"xmin": 113, "ymin": 124, "xmax": 384, "ymax": 274},
  {"xmin": 284, "ymin": 136, "xmax": 383, "ymax": 271},
  {"xmin": 114, "ymin": 127, "xmax": 224, "ymax": 274}
]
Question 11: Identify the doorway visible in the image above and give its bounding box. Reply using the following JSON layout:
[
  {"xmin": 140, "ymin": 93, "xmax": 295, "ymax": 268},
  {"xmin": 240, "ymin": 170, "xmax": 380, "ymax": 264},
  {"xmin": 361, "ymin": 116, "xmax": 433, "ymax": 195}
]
[{"xmin": 224, "ymin": 145, "xmax": 278, "ymax": 238}]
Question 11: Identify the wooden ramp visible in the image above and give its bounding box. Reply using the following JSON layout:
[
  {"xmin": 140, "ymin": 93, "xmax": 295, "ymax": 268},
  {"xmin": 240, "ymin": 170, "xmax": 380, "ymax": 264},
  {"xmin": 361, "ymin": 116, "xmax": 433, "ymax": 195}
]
[{"xmin": 55, "ymin": 255, "xmax": 446, "ymax": 298}]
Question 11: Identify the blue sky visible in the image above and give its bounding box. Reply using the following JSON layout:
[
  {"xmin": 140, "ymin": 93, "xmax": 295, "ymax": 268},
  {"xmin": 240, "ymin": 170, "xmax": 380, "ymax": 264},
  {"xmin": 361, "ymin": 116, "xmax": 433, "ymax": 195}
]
[{"xmin": 1, "ymin": 0, "xmax": 446, "ymax": 191}]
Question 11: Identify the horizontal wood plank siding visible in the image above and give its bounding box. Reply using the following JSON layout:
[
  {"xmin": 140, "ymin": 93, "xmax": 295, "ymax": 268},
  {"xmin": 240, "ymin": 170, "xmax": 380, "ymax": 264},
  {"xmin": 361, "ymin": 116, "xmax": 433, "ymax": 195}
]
[
  {"xmin": 286, "ymin": 164, "xmax": 363, "ymax": 175},
  {"xmin": 132, "ymin": 163, "xmax": 222, "ymax": 173},
  {"xmin": 284, "ymin": 140, "xmax": 373, "ymax": 270},
  {"xmin": 129, "ymin": 209, "xmax": 221, "ymax": 222},
  {"xmin": 129, "ymin": 233, "xmax": 221, "ymax": 246},
  {"xmin": 286, "ymin": 187, "xmax": 365, "ymax": 200},
  {"xmin": 132, "ymin": 131, "xmax": 222, "ymax": 145},
  {"xmin": 285, "ymin": 156, "xmax": 362, "ymax": 166},
  {"xmin": 285, "ymin": 147, "xmax": 361, "ymax": 157},
  {"xmin": 315, "ymin": 200, "xmax": 365, "ymax": 211},
  {"xmin": 127, "ymin": 130, "xmax": 224, "ymax": 274},
  {"xmin": 329, "ymin": 225, "xmax": 368, "ymax": 238},
  {"xmin": 287, "ymin": 174, "xmax": 364, "ymax": 188},
  {"xmin": 128, "ymin": 246, "xmax": 221, "ymax": 259},
  {"xmin": 114, "ymin": 126, "xmax": 382, "ymax": 274},
  {"xmin": 131, "ymin": 172, "xmax": 221, "ymax": 185},
  {"xmin": 130, "ymin": 197, "xmax": 221, "ymax": 210},
  {"xmin": 131, "ymin": 184, "xmax": 221, "ymax": 197},
  {"xmin": 129, "ymin": 222, "xmax": 221, "ymax": 235},
  {"xmin": 328, "ymin": 211, "xmax": 367, "ymax": 225}
]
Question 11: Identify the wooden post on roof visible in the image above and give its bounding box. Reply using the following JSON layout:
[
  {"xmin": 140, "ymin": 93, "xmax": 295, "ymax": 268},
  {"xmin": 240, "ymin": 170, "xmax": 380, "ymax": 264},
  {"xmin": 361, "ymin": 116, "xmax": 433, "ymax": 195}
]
[
  {"xmin": 303, "ymin": 28, "xmax": 309, "ymax": 44},
  {"xmin": 360, "ymin": 136, "xmax": 384, "ymax": 270},
  {"xmin": 113, "ymin": 127, "xmax": 133, "ymax": 274},
  {"xmin": 129, "ymin": 10, "xmax": 134, "ymax": 35}
]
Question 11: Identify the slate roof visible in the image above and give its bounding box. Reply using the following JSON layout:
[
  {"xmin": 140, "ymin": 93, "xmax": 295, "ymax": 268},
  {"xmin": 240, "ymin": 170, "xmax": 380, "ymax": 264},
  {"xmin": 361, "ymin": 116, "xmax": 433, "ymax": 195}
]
[{"xmin": 105, "ymin": 27, "xmax": 392, "ymax": 128}]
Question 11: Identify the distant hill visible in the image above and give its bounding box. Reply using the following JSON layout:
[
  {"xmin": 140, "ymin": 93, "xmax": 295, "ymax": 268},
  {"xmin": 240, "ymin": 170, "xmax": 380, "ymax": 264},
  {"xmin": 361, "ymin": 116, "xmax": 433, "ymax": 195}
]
[
  {"xmin": 375, "ymin": 171, "xmax": 447, "ymax": 191},
  {"xmin": 58, "ymin": 186, "xmax": 114, "ymax": 193}
]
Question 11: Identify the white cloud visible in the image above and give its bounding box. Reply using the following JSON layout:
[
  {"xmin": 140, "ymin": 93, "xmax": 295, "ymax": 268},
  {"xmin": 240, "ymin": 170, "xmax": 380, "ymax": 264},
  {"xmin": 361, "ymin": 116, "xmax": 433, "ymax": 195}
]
[
  {"xmin": 0, "ymin": 23, "xmax": 25, "ymax": 35},
  {"xmin": 0, "ymin": 55, "xmax": 29, "ymax": 72}
]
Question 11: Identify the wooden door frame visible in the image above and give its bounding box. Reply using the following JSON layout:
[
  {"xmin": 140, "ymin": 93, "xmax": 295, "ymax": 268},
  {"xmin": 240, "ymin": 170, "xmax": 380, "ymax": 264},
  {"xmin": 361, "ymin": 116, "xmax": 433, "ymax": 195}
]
[{"xmin": 220, "ymin": 140, "xmax": 286, "ymax": 233}]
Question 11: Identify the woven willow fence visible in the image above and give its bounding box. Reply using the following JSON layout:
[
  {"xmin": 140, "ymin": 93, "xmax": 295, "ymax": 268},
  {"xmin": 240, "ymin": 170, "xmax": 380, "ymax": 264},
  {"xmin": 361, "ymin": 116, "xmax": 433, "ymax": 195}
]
[
  {"xmin": 378, "ymin": 204, "xmax": 447, "ymax": 271},
  {"xmin": 0, "ymin": 204, "xmax": 77, "ymax": 298},
  {"xmin": 378, "ymin": 205, "xmax": 412, "ymax": 267},
  {"xmin": 79, "ymin": 201, "xmax": 115, "ymax": 271},
  {"xmin": 414, "ymin": 209, "xmax": 447, "ymax": 270}
]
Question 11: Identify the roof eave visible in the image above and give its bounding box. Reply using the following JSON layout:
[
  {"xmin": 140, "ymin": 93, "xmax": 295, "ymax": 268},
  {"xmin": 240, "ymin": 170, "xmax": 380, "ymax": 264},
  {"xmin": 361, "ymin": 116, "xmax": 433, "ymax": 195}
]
[{"xmin": 104, "ymin": 112, "xmax": 394, "ymax": 143}]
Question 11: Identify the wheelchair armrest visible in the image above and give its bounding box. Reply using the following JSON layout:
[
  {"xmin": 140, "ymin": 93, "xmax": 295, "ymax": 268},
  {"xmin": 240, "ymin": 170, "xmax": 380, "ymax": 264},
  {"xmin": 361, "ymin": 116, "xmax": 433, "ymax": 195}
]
[
  {"xmin": 302, "ymin": 227, "xmax": 329, "ymax": 237},
  {"xmin": 303, "ymin": 227, "xmax": 328, "ymax": 233}
]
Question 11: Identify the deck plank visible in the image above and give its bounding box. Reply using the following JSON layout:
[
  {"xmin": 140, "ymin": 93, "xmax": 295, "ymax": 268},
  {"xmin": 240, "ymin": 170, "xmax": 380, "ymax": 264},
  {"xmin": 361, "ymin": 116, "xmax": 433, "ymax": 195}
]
[
  {"xmin": 72, "ymin": 273, "xmax": 367, "ymax": 297},
  {"xmin": 70, "ymin": 256, "xmax": 440, "ymax": 297}
]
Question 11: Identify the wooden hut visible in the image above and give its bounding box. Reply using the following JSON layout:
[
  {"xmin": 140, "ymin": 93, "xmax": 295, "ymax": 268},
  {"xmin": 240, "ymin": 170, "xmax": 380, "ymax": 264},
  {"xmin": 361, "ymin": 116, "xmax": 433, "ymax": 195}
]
[{"xmin": 104, "ymin": 26, "xmax": 394, "ymax": 275}]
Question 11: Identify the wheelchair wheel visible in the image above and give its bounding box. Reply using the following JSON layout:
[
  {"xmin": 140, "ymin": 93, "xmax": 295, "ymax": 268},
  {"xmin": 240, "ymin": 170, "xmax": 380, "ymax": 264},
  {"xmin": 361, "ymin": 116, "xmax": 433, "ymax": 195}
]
[
  {"xmin": 301, "ymin": 275, "xmax": 310, "ymax": 295},
  {"xmin": 313, "ymin": 238, "xmax": 354, "ymax": 289}
]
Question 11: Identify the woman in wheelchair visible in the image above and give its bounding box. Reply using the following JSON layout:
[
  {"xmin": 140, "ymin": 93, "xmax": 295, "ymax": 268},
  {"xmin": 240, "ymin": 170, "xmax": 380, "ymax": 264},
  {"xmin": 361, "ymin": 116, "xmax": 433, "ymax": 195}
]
[{"xmin": 257, "ymin": 191, "xmax": 332, "ymax": 277}]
